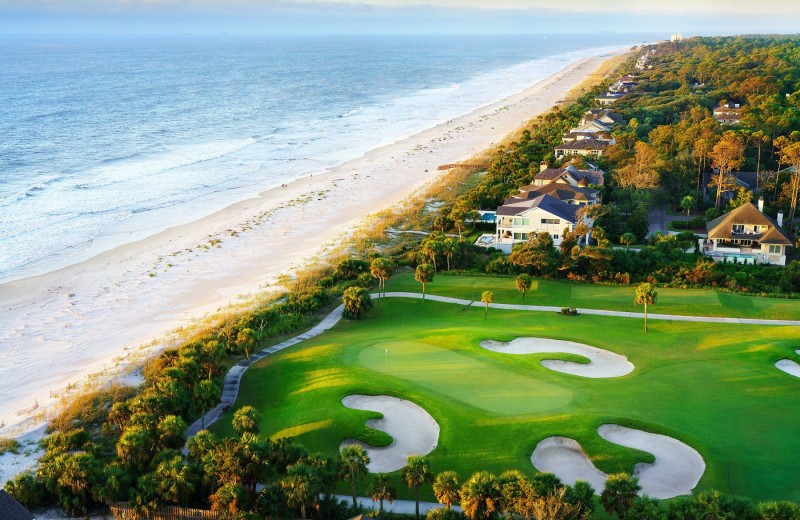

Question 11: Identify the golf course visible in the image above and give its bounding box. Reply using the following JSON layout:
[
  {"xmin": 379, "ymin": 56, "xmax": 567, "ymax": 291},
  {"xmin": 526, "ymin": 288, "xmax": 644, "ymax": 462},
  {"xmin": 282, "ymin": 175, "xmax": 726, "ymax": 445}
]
[{"xmin": 212, "ymin": 273, "xmax": 800, "ymax": 502}]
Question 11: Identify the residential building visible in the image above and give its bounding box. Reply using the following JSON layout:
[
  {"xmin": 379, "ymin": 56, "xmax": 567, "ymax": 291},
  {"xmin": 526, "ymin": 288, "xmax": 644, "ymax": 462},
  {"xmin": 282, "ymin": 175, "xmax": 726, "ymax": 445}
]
[
  {"xmin": 554, "ymin": 138, "xmax": 607, "ymax": 159},
  {"xmin": 512, "ymin": 182, "xmax": 599, "ymax": 206},
  {"xmin": 713, "ymin": 102, "xmax": 743, "ymax": 125},
  {"xmin": 597, "ymin": 92, "xmax": 624, "ymax": 106},
  {"xmin": 701, "ymin": 200, "xmax": 791, "ymax": 265},
  {"xmin": 492, "ymin": 194, "xmax": 588, "ymax": 251},
  {"xmin": 581, "ymin": 109, "xmax": 626, "ymax": 127},
  {"xmin": 0, "ymin": 490, "xmax": 34, "ymax": 520},
  {"xmin": 533, "ymin": 163, "xmax": 605, "ymax": 188}
]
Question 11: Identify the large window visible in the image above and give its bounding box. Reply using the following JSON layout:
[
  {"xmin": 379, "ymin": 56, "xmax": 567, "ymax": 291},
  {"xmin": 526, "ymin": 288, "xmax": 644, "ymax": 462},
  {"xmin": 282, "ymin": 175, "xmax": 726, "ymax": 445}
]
[
  {"xmin": 513, "ymin": 217, "xmax": 530, "ymax": 226},
  {"xmin": 769, "ymin": 245, "xmax": 782, "ymax": 254},
  {"xmin": 541, "ymin": 218, "xmax": 560, "ymax": 225},
  {"xmin": 732, "ymin": 224, "xmax": 744, "ymax": 234},
  {"xmin": 513, "ymin": 232, "xmax": 529, "ymax": 241}
]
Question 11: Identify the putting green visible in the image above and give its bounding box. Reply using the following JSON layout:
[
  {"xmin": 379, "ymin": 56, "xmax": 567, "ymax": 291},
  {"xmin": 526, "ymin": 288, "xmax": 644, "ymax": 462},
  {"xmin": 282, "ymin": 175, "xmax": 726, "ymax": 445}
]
[
  {"xmin": 213, "ymin": 277, "xmax": 800, "ymax": 503},
  {"xmin": 359, "ymin": 341, "xmax": 574, "ymax": 415}
]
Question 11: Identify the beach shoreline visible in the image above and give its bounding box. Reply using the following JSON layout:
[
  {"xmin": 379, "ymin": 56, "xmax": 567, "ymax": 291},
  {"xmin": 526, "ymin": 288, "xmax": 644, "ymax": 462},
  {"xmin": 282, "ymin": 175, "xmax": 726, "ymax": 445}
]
[{"xmin": 0, "ymin": 46, "xmax": 629, "ymax": 450}]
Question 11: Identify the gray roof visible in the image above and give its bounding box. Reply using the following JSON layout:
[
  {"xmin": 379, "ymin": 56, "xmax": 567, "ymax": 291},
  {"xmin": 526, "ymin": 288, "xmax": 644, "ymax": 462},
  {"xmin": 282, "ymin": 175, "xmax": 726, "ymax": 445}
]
[
  {"xmin": 555, "ymin": 139, "xmax": 607, "ymax": 151},
  {"xmin": 0, "ymin": 491, "xmax": 34, "ymax": 520},
  {"xmin": 496, "ymin": 194, "xmax": 579, "ymax": 223}
]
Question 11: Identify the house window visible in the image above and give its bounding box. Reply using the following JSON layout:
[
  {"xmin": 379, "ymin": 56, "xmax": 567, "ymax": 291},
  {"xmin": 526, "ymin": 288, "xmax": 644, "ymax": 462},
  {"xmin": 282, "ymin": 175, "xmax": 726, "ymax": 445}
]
[
  {"xmin": 513, "ymin": 217, "xmax": 530, "ymax": 226},
  {"xmin": 753, "ymin": 225, "xmax": 761, "ymax": 233},
  {"xmin": 732, "ymin": 224, "xmax": 744, "ymax": 234},
  {"xmin": 552, "ymin": 234, "xmax": 560, "ymax": 240},
  {"xmin": 769, "ymin": 245, "xmax": 782, "ymax": 254},
  {"xmin": 513, "ymin": 233, "xmax": 529, "ymax": 241},
  {"xmin": 541, "ymin": 218, "xmax": 560, "ymax": 225}
]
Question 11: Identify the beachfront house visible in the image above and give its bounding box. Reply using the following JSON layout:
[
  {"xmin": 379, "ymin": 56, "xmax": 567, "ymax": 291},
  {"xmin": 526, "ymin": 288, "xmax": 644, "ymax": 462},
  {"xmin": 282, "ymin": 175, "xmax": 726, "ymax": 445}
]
[
  {"xmin": 581, "ymin": 108, "xmax": 626, "ymax": 127},
  {"xmin": 700, "ymin": 199, "xmax": 791, "ymax": 265},
  {"xmin": 512, "ymin": 182, "xmax": 599, "ymax": 206},
  {"xmin": 492, "ymin": 194, "xmax": 587, "ymax": 251},
  {"xmin": 597, "ymin": 93, "xmax": 623, "ymax": 106},
  {"xmin": 554, "ymin": 138, "xmax": 607, "ymax": 159},
  {"xmin": 532, "ymin": 163, "xmax": 605, "ymax": 188},
  {"xmin": 713, "ymin": 102, "xmax": 743, "ymax": 125}
]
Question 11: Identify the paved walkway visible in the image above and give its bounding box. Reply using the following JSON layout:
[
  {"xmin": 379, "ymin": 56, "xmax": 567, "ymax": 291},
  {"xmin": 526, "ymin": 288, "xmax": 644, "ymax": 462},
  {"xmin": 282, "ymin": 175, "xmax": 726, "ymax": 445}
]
[
  {"xmin": 383, "ymin": 292, "xmax": 800, "ymax": 326},
  {"xmin": 332, "ymin": 494, "xmax": 460, "ymax": 515},
  {"xmin": 186, "ymin": 291, "xmax": 799, "ymax": 438},
  {"xmin": 185, "ymin": 305, "xmax": 344, "ymax": 438}
]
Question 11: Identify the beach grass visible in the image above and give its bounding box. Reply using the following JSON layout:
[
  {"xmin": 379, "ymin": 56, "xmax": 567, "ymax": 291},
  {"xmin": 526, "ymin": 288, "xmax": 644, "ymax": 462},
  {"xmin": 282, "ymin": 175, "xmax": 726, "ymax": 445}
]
[{"xmin": 213, "ymin": 277, "xmax": 800, "ymax": 503}]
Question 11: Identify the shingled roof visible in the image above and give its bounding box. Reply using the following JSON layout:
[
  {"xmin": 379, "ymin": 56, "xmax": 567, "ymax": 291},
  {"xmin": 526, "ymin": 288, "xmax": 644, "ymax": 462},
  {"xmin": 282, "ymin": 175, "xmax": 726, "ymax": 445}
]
[
  {"xmin": 534, "ymin": 165, "xmax": 605, "ymax": 186},
  {"xmin": 496, "ymin": 194, "xmax": 580, "ymax": 222},
  {"xmin": 0, "ymin": 490, "xmax": 34, "ymax": 520},
  {"xmin": 706, "ymin": 203, "xmax": 791, "ymax": 245},
  {"xmin": 513, "ymin": 183, "xmax": 598, "ymax": 203},
  {"xmin": 555, "ymin": 139, "xmax": 607, "ymax": 152}
]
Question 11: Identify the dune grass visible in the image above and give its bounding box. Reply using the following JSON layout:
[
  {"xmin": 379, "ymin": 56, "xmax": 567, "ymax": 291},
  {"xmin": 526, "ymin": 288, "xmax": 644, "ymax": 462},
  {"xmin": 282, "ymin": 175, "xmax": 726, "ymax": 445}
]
[
  {"xmin": 383, "ymin": 271, "xmax": 800, "ymax": 320},
  {"xmin": 214, "ymin": 280, "xmax": 800, "ymax": 503}
]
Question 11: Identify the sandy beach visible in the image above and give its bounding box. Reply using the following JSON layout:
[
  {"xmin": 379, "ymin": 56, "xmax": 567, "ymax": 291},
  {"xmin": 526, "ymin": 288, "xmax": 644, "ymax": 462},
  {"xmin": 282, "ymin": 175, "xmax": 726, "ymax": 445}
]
[{"xmin": 0, "ymin": 47, "xmax": 627, "ymax": 444}]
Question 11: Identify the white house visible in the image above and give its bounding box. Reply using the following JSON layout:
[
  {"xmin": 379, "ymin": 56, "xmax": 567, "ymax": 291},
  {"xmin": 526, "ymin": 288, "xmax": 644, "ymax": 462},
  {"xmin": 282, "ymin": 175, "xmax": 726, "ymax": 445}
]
[
  {"xmin": 700, "ymin": 199, "xmax": 791, "ymax": 265},
  {"xmin": 554, "ymin": 138, "xmax": 607, "ymax": 159},
  {"xmin": 512, "ymin": 182, "xmax": 600, "ymax": 206},
  {"xmin": 489, "ymin": 194, "xmax": 589, "ymax": 252},
  {"xmin": 713, "ymin": 102, "xmax": 743, "ymax": 125}
]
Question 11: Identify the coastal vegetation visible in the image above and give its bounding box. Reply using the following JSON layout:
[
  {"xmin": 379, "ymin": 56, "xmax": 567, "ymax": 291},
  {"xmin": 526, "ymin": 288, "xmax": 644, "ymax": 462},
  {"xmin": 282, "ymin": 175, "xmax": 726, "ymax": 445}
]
[{"xmin": 5, "ymin": 34, "xmax": 800, "ymax": 519}]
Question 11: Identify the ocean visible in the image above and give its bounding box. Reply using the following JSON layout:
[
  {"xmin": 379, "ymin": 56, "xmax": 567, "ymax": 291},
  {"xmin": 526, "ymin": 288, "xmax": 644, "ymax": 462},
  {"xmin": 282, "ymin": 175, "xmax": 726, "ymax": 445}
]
[{"xmin": 0, "ymin": 34, "xmax": 646, "ymax": 282}]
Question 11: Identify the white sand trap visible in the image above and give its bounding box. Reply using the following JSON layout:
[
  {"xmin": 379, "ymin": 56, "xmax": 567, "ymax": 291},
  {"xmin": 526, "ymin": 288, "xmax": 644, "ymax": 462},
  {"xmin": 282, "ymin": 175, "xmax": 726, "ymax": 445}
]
[
  {"xmin": 480, "ymin": 338, "xmax": 633, "ymax": 378},
  {"xmin": 531, "ymin": 436, "xmax": 608, "ymax": 491},
  {"xmin": 775, "ymin": 350, "xmax": 800, "ymax": 378},
  {"xmin": 531, "ymin": 424, "xmax": 705, "ymax": 499},
  {"xmin": 340, "ymin": 395, "xmax": 439, "ymax": 473}
]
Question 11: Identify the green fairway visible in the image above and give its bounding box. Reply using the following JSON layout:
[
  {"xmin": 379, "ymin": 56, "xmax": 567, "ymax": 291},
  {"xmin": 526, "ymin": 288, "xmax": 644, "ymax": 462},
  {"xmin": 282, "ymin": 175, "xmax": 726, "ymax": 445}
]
[
  {"xmin": 213, "ymin": 276, "xmax": 800, "ymax": 503},
  {"xmin": 382, "ymin": 272, "xmax": 800, "ymax": 320}
]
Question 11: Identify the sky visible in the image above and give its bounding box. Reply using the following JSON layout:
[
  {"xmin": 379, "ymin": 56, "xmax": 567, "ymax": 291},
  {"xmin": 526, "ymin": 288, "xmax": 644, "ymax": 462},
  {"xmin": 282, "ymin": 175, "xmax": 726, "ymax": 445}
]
[{"xmin": 1, "ymin": 0, "xmax": 799, "ymax": 35}]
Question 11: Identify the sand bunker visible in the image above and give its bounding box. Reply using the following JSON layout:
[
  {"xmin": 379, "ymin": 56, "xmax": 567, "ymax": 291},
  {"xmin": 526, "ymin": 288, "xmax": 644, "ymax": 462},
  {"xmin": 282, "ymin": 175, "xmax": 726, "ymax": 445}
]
[
  {"xmin": 340, "ymin": 395, "xmax": 439, "ymax": 473},
  {"xmin": 480, "ymin": 338, "xmax": 633, "ymax": 378},
  {"xmin": 531, "ymin": 424, "xmax": 705, "ymax": 499},
  {"xmin": 775, "ymin": 350, "xmax": 800, "ymax": 378}
]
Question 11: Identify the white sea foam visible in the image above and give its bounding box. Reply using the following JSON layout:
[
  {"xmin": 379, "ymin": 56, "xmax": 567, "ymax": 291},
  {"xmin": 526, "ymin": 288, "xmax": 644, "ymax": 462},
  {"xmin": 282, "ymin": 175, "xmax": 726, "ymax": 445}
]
[{"xmin": 0, "ymin": 37, "xmax": 633, "ymax": 283}]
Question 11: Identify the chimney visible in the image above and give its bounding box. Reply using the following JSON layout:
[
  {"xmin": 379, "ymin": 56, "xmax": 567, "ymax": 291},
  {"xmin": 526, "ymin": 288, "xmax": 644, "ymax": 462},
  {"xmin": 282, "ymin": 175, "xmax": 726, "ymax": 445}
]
[
  {"xmin": 758, "ymin": 197, "xmax": 764, "ymax": 213},
  {"xmin": 540, "ymin": 161, "xmax": 548, "ymax": 173},
  {"xmin": 778, "ymin": 211, "xmax": 784, "ymax": 228}
]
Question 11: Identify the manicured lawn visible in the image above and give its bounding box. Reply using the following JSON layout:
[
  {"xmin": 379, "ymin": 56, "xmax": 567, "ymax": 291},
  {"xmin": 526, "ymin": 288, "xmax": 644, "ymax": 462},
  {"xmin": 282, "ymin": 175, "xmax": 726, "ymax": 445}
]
[
  {"xmin": 214, "ymin": 282, "xmax": 800, "ymax": 503},
  {"xmin": 383, "ymin": 271, "xmax": 800, "ymax": 320}
]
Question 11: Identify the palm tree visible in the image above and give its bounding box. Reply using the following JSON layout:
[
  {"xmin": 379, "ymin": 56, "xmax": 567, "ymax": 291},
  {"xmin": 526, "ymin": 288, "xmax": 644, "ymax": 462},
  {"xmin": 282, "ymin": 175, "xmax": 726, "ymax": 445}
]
[
  {"xmin": 600, "ymin": 472, "xmax": 641, "ymax": 519},
  {"xmin": 481, "ymin": 291, "xmax": 494, "ymax": 320},
  {"xmin": 281, "ymin": 462, "xmax": 320, "ymax": 520},
  {"xmin": 680, "ymin": 195, "xmax": 695, "ymax": 226},
  {"xmin": 421, "ymin": 238, "xmax": 444, "ymax": 272},
  {"xmin": 620, "ymin": 232, "xmax": 636, "ymax": 249},
  {"xmin": 232, "ymin": 406, "xmax": 260, "ymax": 437},
  {"xmin": 338, "ymin": 445, "xmax": 371, "ymax": 507},
  {"xmin": 433, "ymin": 470, "xmax": 461, "ymax": 510},
  {"xmin": 634, "ymin": 282, "xmax": 658, "ymax": 333},
  {"xmin": 514, "ymin": 274, "xmax": 532, "ymax": 303},
  {"xmin": 342, "ymin": 286, "xmax": 373, "ymax": 319},
  {"xmin": 402, "ymin": 455, "xmax": 433, "ymax": 520},
  {"xmin": 369, "ymin": 473, "xmax": 397, "ymax": 514},
  {"xmin": 370, "ymin": 257, "xmax": 394, "ymax": 300},
  {"xmin": 628, "ymin": 495, "xmax": 664, "ymax": 519},
  {"xmin": 442, "ymin": 238, "xmax": 458, "ymax": 271},
  {"xmin": 194, "ymin": 379, "xmax": 221, "ymax": 429},
  {"xmin": 155, "ymin": 455, "xmax": 195, "ymax": 505},
  {"xmin": 460, "ymin": 471, "xmax": 502, "ymax": 520},
  {"xmin": 415, "ymin": 264, "xmax": 435, "ymax": 301}
]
